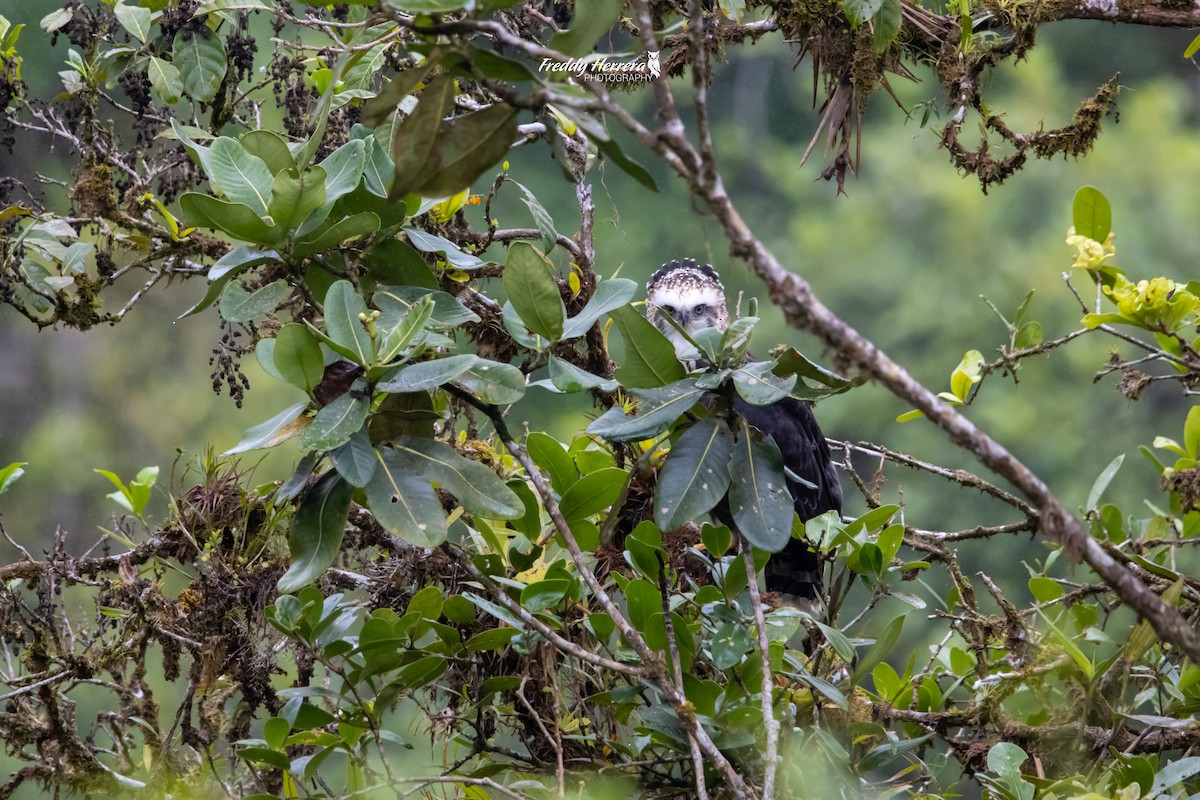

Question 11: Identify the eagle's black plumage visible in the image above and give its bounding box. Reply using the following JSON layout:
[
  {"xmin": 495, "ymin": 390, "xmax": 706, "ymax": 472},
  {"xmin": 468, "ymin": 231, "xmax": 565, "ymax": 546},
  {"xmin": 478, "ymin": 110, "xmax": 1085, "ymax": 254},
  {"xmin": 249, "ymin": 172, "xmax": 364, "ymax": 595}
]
[
  {"xmin": 646, "ymin": 259, "xmax": 842, "ymax": 605},
  {"xmin": 734, "ymin": 396, "xmax": 842, "ymax": 601}
]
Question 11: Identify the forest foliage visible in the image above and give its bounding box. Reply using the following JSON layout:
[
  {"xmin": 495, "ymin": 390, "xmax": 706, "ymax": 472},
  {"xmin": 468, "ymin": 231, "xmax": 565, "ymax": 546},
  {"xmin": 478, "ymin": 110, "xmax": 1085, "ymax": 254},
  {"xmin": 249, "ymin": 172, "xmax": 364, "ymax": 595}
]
[{"xmin": 3, "ymin": 0, "xmax": 1200, "ymax": 798}]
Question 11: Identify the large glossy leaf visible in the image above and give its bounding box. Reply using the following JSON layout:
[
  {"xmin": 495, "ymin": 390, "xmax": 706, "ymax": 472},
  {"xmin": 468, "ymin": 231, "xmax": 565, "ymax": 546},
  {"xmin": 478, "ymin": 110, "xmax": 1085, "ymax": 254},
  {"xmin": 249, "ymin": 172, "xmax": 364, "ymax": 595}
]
[
  {"xmin": 455, "ymin": 359, "xmax": 525, "ymax": 404},
  {"xmin": 560, "ymin": 278, "xmax": 638, "ymax": 340},
  {"xmin": 587, "ymin": 379, "xmax": 702, "ymax": 442},
  {"xmin": 503, "ymin": 242, "xmax": 565, "ymax": 341},
  {"xmin": 1073, "ymin": 185, "xmax": 1112, "ymax": 242},
  {"xmin": 208, "ymin": 245, "xmax": 280, "ymax": 281},
  {"xmin": 366, "ymin": 447, "xmax": 448, "ymax": 547},
  {"xmin": 558, "ymin": 467, "xmax": 627, "ymax": 522},
  {"xmin": 269, "ymin": 167, "xmax": 327, "ymax": 232},
  {"xmin": 322, "ymin": 280, "xmax": 374, "ymax": 365},
  {"xmin": 224, "ymin": 404, "xmax": 310, "ymax": 455},
  {"xmin": 299, "ymin": 393, "xmax": 369, "ymax": 451},
  {"xmin": 510, "ymin": 179, "xmax": 558, "ymax": 253},
  {"xmin": 361, "ymin": 62, "xmax": 435, "ymax": 128},
  {"xmin": 594, "ymin": 137, "xmax": 658, "ymax": 192},
  {"xmin": 548, "ymin": 0, "xmax": 622, "ymax": 57},
  {"xmin": 273, "ymin": 323, "xmax": 324, "ymax": 392},
  {"xmin": 377, "ymin": 293, "xmax": 434, "ymax": 363},
  {"xmin": 394, "ymin": 435, "xmax": 523, "ymax": 518},
  {"xmin": 219, "ymin": 279, "xmax": 290, "ymax": 323},
  {"xmin": 654, "ymin": 420, "xmax": 734, "ymax": 531},
  {"xmin": 241, "ymin": 130, "xmax": 294, "ymax": 175},
  {"xmin": 415, "ymin": 104, "xmax": 518, "ymax": 197},
  {"xmin": 375, "ymin": 285, "xmax": 480, "ymax": 329},
  {"xmin": 525, "ymin": 432, "xmax": 576, "ymax": 495},
  {"xmin": 544, "ymin": 356, "xmax": 617, "ymax": 392},
  {"xmin": 293, "ymin": 212, "xmax": 380, "ymax": 259},
  {"xmin": 378, "ymin": 354, "xmax": 480, "ymax": 393},
  {"xmin": 728, "ymin": 420, "xmax": 794, "ymax": 552},
  {"xmin": 390, "ymin": 74, "xmax": 453, "ymax": 200},
  {"xmin": 277, "ymin": 471, "xmax": 352, "ymax": 593},
  {"xmin": 179, "ymin": 193, "xmax": 278, "ymax": 245},
  {"xmin": 172, "ymin": 29, "xmax": 227, "ymax": 104},
  {"xmin": 208, "ymin": 137, "xmax": 274, "ymax": 215},
  {"xmin": 147, "ymin": 56, "xmax": 182, "ymax": 104},
  {"xmin": 330, "ymin": 428, "xmax": 378, "ymax": 488},
  {"xmin": 404, "ymin": 227, "xmax": 486, "ymax": 270},
  {"xmin": 731, "ymin": 360, "xmax": 797, "ymax": 406},
  {"xmin": 113, "ymin": 3, "xmax": 151, "ymax": 42},
  {"xmin": 318, "ymin": 139, "xmax": 367, "ymax": 203},
  {"xmin": 611, "ymin": 305, "xmax": 686, "ymax": 388}
]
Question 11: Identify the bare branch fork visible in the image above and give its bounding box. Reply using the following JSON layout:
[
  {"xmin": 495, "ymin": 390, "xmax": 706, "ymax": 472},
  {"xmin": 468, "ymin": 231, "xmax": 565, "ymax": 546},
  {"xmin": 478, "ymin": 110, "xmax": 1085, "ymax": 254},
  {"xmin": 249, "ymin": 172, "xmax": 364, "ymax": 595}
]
[{"xmin": 609, "ymin": 0, "xmax": 1200, "ymax": 662}]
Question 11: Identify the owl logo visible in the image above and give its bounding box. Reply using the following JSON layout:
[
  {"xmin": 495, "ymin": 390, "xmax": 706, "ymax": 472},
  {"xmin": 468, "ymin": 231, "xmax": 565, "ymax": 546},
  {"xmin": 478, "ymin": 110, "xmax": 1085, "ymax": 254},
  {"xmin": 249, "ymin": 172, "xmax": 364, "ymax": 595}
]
[{"xmin": 646, "ymin": 50, "xmax": 661, "ymax": 78}]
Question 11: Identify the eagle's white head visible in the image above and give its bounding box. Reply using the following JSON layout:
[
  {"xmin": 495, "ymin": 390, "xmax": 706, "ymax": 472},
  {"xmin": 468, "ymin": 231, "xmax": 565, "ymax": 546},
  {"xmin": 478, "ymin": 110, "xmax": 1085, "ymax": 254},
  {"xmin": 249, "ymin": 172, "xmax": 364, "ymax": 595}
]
[{"xmin": 645, "ymin": 259, "xmax": 729, "ymax": 358}]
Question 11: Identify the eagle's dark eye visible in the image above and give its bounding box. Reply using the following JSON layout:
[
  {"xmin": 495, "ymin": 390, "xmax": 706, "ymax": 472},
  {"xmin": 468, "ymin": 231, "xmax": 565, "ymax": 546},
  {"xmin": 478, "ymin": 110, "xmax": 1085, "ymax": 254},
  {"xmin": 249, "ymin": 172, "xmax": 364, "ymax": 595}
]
[
  {"xmin": 693, "ymin": 304, "xmax": 708, "ymax": 316},
  {"xmin": 660, "ymin": 304, "xmax": 677, "ymax": 317}
]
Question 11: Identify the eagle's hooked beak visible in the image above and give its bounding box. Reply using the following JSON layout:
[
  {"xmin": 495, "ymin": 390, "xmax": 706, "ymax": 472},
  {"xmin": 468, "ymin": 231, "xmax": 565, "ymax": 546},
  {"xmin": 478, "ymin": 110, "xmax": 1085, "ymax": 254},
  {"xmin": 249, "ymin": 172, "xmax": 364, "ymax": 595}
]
[{"xmin": 676, "ymin": 308, "xmax": 690, "ymax": 327}]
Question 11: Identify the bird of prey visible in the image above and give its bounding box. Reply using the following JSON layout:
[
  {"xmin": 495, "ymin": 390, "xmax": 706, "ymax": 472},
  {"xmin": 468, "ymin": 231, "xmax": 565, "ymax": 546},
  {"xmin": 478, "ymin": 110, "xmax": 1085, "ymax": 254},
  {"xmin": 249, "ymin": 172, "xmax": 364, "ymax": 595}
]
[{"xmin": 645, "ymin": 258, "xmax": 843, "ymax": 606}]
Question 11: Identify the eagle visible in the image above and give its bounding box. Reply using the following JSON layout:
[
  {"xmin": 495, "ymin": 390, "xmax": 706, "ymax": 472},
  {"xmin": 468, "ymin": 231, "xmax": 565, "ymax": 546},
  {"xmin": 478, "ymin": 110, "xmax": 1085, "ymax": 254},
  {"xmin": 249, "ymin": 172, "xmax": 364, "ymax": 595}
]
[{"xmin": 645, "ymin": 258, "xmax": 843, "ymax": 606}]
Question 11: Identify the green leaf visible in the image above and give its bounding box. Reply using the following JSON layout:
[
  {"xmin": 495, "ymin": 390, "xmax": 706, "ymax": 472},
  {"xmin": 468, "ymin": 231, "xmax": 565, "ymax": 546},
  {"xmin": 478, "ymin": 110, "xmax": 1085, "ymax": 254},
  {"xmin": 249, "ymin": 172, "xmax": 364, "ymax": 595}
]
[
  {"xmin": 147, "ymin": 56, "xmax": 182, "ymax": 104},
  {"xmin": 544, "ymin": 356, "xmax": 617, "ymax": 393},
  {"xmin": 179, "ymin": 193, "xmax": 278, "ymax": 245},
  {"xmin": 949, "ymin": 349, "xmax": 984, "ymax": 402},
  {"xmin": 872, "ymin": 0, "xmax": 902, "ymax": 51},
  {"xmin": 416, "ymin": 104, "xmax": 518, "ymax": 197},
  {"xmin": 224, "ymin": 403, "xmax": 309, "ymax": 454},
  {"xmin": 366, "ymin": 447, "xmax": 448, "ymax": 547},
  {"xmin": 390, "ymin": 74, "xmax": 454, "ymax": 200},
  {"xmin": 404, "ymin": 227, "xmax": 486, "ymax": 270},
  {"xmin": 654, "ymin": 420, "xmax": 734, "ymax": 531},
  {"xmin": 268, "ymin": 167, "xmax": 327, "ymax": 232},
  {"xmin": 521, "ymin": 579, "xmax": 569, "ymax": 613},
  {"xmin": 330, "ymin": 429, "xmax": 377, "ymax": 488},
  {"xmin": 241, "ymin": 130, "xmax": 294, "ymax": 175},
  {"xmin": 611, "ymin": 305, "xmax": 686, "ymax": 388},
  {"xmin": 208, "ymin": 137, "xmax": 275, "ymax": 215},
  {"xmin": 526, "ymin": 432, "xmax": 576, "ymax": 496},
  {"xmin": 172, "ymin": 29, "xmax": 227, "ymax": 104},
  {"xmin": 558, "ymin": 467, "xmax": 627, "ymax": 522},
  {"xmin": 0, "ymin": 462, "xmax": 26, "ymax": 496},
  {"xmin": 293, "ymin": 212, "xmax": 380, "ymax": 259},
  {"xmin": 728, "ymin": 420, "xmax": 793, "ymax": 552},
  {"xmin": 710, "ymin": 621, "xmax": 752, "ymax": 669},
  {"xmin": 218, "ymin": 279, "xmax": 295, "ymax": 328},
  {"xmin": 509, "ymin": 179, "xmax": 558, "ymax": 253},
  {"xmin": 218, "ymin": 279, "xmax": 290, "ymax": 324},
  {"xmin": 377, "ymin": 294, "xmax": 434, "ymax": 364},
  {"xmin": 594, "ymin": 137, "xmax": 658, "ymax": 191},
  {"xmin": 361, "ymin": 62, "xmax": 435, "ymax": 128},
  {"xmin": 560, "ymin": 278, "xmax": 638, "ymax": 340},
  {"xmin": 1073, "ymin": 185, "xmax": 1112, "ymax": 242},
  {"xmin": 466, "ymin": 627, "xmax": 518, "ymax": 652},
  {"xmin": 851, "ymin": 614, "xmax": 905, "ymax": 685},
  {"xmin": 1185, "ymin": 405, "xmax": 1200, "ymax": 457},
  {"xmin": 273, "ymin": 323, "xmax": 324, "ymax": 392},
  {"xmin": 277, "ymin": 471, "xmax": 352, "ymax": 593},
  {"xmin": 395, "ymin": 654, "xmax": 447, "ymax": 689},
  {"xmin": 548, "ymin": 0, "xmax": 622, "ymax": 57},
  {"xmin": 731, "ymin": 361, "xmax": 797, "ymax": 406},
  {"xmin": 503, "ymin": 241, "xmax": 566, "ymax": 341},
  {"xmin": 375, "ymin": 285, "xmax": 480, "ymax": 329},
  {"xmin": 208, "ymin": 245, "xmax": 279, "ymax": 281},
  {"xmin": 1085, "ymin": 453, "xmax": 1124, "ymax": 511},
  {"xmin": 394, "ymin": 435, "xmax": 523, "ymax": 518},
  {"xmin": 841, "ymin": 0, "xmax": 884, "ymax": 26},
  {"xmin": 1186, "ymin": 33, "xmax": 1200, "ymax": 59},
  {"xmin": 113, "ymin": 3, "xmax": 151, "ymax": 43},
  {"xmin": 299, "ymin": 393, "xmax": 369, "ymax": 451},
  {"xmin": 1028, "ymin": 576, "xmax": 1063, "ymax": 603},
  {"xmin": 455, "ymin": 360, "xmax": 526, "ymax": 404},
  {"xmin": 377, "ymin": 354, "xmax": 478, "ymax": 393},
  {"xmin": 318, "ymin": 139, "xmax": 367, "ymax": 204},
  {"xmin": 587, "ymin": 379, "xmax": 704, "ymax": 442},
  {"xmin": 322, "ymin": 280, "xmax": 374, "ymax": 366}
]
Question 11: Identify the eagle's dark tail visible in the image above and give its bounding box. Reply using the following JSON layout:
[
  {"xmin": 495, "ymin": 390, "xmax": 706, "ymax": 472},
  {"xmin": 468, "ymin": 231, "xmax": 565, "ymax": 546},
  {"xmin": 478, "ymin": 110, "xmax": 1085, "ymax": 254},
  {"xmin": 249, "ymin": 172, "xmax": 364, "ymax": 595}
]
[{"xmin": 732, "ymin": 395, "xmax": 842, "ymax": 608}]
